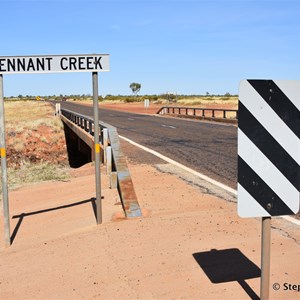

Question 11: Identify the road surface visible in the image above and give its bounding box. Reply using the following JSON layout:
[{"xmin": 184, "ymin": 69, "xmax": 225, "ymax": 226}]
[{"xmin": 59, "ymin": 102, "xmax": 238, "ymax": 189}]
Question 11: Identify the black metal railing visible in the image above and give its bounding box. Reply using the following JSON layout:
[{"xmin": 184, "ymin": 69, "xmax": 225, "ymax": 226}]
[
  {"xmin": 60, "ymin": 108, "xmax": 142, "ymax": 218},
  {"xmin": 157, "ymin": 106, "xmax": 238, "ymax": 121}
]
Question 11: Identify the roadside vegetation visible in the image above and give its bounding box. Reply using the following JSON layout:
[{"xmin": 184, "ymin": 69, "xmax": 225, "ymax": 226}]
[
  {"xmin": 129, "ymin": 82, "xmax": 141, "ymax": 97},
  {"xmin": 99, "ymin": 93, "xmax": 238, "ymax": 106},
  {"xmin": 0, "ymin": 101, "xmax": 70, "ymax": 197},
  {"xmin": 6, "ymin": 93, "xmax": 238, "ymax": 107},
  {"xmin": 176, "ymin": 95, "xmax": 238, "ymax": 107}
]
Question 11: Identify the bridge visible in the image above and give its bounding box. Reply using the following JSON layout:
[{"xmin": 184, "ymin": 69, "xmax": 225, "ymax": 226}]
[
  {"xmin": 54, "ymin": 101, "xmax": 238, "ymax": 223},
  {"xmin": 56, "ymin": 104, "xmax": 142, "ymax": 219},
  {"xmin": 58, "ymin": 101, "xmax": 238, "ymax": 189}
]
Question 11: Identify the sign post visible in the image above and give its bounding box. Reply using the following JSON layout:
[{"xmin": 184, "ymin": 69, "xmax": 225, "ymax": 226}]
[
  {"xmin": 92, "ymin": 72, "xmax": 102, "ymax": 224},
  {"xmin": 0, "ymin": 74, "xmax": 11, "ymax": 247},
  {"xmin": 260, "ymin": 216, "xmax": 271, "ymax": 300},
  {"xmin": 0, "ymin": 54, "xmax": 109, "ymax": 246},
  {"xmin": 238, "ymin": 79, "xmax": 300, "ymax": 300}
]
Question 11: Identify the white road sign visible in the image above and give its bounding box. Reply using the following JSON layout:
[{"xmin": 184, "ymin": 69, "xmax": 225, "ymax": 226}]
[
  {"xmin": 238, "ymin": 79, "xmax": 300, "ymax": 218},
  {"xmin": 0, "ymin": 54, "xmax": 110, "ymax": 74}
]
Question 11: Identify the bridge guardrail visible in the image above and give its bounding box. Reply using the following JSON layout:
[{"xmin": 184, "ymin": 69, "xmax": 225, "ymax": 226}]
[
  {"xmin": 60, "ymin": 108, "xmax": 142, "ymax": 218},
  {"xmin": 157, "ymin": 106, "xmax": 238, "ymax": 123}
]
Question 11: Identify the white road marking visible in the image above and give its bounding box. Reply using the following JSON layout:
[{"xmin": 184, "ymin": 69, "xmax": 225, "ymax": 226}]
[
  {"xmin": 128, "ymin": 118, "xmax": 135, "ymax": 121},
  {"xmin": 119, "ymin": 135, "xmax": 300, "ymax": 226},
  {"xmin": 162, "ymin": 124, "xmax": 176, "ymax": 129},
  {"xmin": 119, "ymin": 135, "xmax": 236, "ymax": 194}
]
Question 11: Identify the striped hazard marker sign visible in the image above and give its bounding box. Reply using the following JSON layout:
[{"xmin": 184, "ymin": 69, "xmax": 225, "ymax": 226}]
[{"xmin": 238, "ymin": 80, "xmax": 300, "ymax": 217}]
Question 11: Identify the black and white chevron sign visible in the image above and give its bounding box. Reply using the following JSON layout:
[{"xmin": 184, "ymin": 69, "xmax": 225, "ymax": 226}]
[{"xmin": 238, "ymin": 80, "xmax": 300, "ymax": 217}]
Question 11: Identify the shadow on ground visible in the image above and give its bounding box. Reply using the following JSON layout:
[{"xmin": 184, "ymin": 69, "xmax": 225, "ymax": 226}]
[
  {"xmin": 11, "ymin": 197, "xmax": 98, "ymax": 245},
  {"xmin": 193, "ymin": 248, "xmax": 261, "ymax": 300}
]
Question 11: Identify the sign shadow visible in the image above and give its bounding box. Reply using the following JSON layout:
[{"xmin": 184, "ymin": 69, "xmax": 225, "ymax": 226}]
[
  {"xmin": 193, "ymin": 248, "xmax": 260, "ymax": 300},
  {"xmin": 11, "ymin": 197, "xmax": 97, "ymax": 245}
]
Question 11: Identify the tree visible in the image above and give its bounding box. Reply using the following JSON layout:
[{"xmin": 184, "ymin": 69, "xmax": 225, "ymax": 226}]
[{"xmin": 129, "ymin": 82, "xmax": 141, "ymax": 96}]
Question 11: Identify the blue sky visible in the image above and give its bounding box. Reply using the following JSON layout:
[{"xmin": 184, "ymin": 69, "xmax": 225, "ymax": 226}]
[{"xmin": 0, "ymin": 0, "xmax": 299, "ymax": 96}]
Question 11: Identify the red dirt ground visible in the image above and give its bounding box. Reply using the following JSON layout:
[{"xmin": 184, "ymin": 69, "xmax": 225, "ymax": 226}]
[
  {"xmin": 6, "ymin": 125, "xmax": 68, "ymax": 167},
  {"xmin": 99, "ymin": 102, "xmax": 237, "ymax": 116},
  {"xmin": 0, "ymin": 102, "xmax": 299, "ymax": 300}
]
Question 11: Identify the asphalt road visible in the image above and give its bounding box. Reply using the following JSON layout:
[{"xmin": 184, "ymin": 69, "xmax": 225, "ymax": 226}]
[{"xmin": 59, "ymin": 102, "xmax": 238, "ymax": 189}]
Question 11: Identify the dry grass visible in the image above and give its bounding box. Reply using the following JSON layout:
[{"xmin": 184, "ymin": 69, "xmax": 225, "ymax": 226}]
[
  {"xmin": 5, "ymin": 101, "xmax": 61, "ymax": 130},
  {"xmin": 71, "ymin": 96, "xmax": 238, "ymax": 108},
  {"xmin": 4, "ymin": 100, "xmax": 65, "ymax": 144},
  {"xmin": 7, "ymin": 162, "xmax": 69, "ymax": 189},
  {"xmin": 0, "ymin": 100, "xmax": 70, "ymax": 198},
  {"xmin": 5, "ymin": 100, "xmax": 52, "ymax": 123},
  {"xmin": 176, "ymin": 96, "xmax": 238, "ymax": 107},
  {"xmin": 51, "ymin": 117, "xmax": 64, "ymax": 133},
  {"xmin": 40, "ymin": 136, "xmax": 48, "ymax": 143},
  {"xmin": 13, "ymin": 138, "xmax": 25, "ymax": 152},
  {"xmin": 101, "ymin": 99, "xmax": 125, "ymax": 104}
]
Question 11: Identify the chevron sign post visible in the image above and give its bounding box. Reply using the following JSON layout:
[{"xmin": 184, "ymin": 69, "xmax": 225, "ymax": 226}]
[
  {"xmin": 238, "ymin": 79, "xmax": 300, "ymax": 300},
  {"xmin": 238, "ymin": 79, "xmax": 300, "ymax": 217}
]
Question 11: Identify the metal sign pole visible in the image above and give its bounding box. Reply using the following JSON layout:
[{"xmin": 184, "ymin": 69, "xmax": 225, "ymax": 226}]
[
  {"xmin": 0, "ymin": 74, "xmax": 11, "ymax": 247},
  {"xmin": 92, "ymin": 72, "xmax": 102, "ymax": 224},
  {"xmin": 260, "ymin": 216, "xmax": 271, "ymax": 300}
]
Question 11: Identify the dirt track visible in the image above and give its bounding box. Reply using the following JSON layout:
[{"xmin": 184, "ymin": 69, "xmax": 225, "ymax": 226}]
[{"xmin": 0, "ymin": 102, "xmax": 299, "ymax": 299}]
